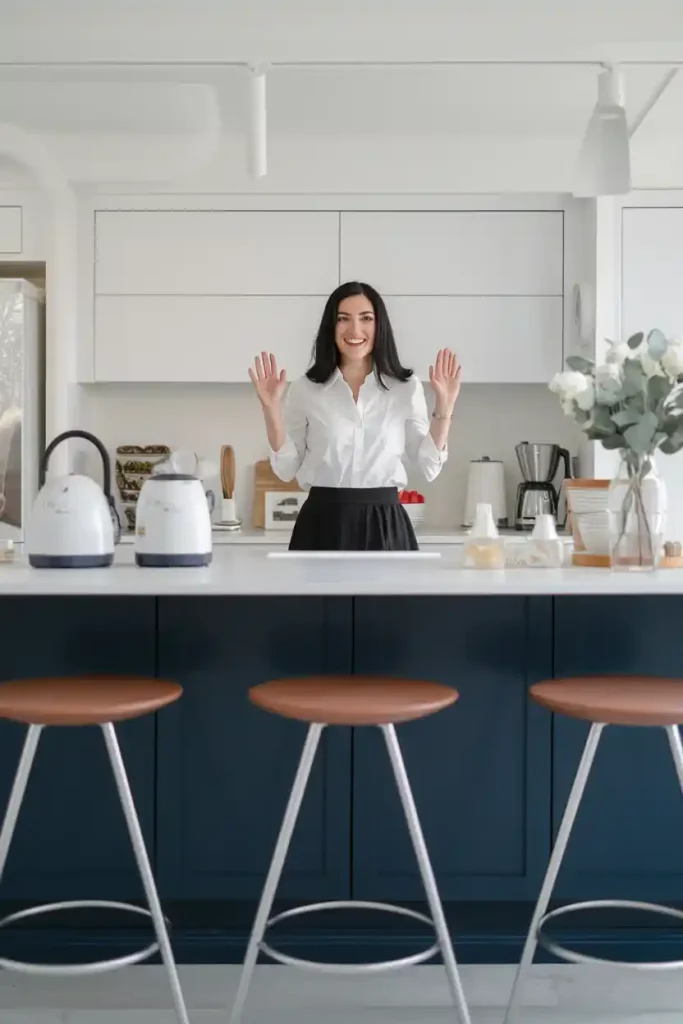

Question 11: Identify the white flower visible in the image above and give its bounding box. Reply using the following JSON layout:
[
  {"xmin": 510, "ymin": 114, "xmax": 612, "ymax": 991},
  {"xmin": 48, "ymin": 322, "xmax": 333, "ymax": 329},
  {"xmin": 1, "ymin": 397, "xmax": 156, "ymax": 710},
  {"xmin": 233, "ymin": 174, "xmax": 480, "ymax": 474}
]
[
  {"xmin": 575, "ymin": 378, "xmax": 595, "ymax": 411},
  {"xmin": 605, "ymin": 341, "xmax": 633, "ymax": 367},
  {"xmin": 594, "ymin": 363, "xmax": 622, "ymax": 404},
  {"xmin": 549, "ymin": 370, "xmax": 590, "ymax": 399},
  {"xmin": 639, "ymin": 349, "xmax": 666, "ymax": 378},
  {"xmin": 662, "ymin": 339, "xmax": 683, "ymax": 377}
]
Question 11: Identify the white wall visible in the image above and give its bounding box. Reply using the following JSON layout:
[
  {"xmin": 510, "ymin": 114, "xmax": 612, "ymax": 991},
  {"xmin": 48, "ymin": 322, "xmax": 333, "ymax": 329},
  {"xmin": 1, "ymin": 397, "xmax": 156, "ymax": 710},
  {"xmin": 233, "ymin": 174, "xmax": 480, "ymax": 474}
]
[{"xmin": 77, "ymin": 381, "xmax": 581, "ymax": 529}]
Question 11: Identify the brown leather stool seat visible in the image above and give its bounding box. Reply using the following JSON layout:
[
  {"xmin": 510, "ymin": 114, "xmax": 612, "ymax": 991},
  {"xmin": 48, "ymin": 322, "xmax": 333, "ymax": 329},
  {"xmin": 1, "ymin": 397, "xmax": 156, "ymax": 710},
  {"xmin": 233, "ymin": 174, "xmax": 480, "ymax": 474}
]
[
  {"xmin": 0, "ymin": 675, "xmax": 183, "ymax": 726},
  {"xmin": 249, "ymin": 675, "xmax": 458, "ymax": 726},
  {"xmin": 531, "ymin": 675, "xmax": 683, "ymax": 726}
]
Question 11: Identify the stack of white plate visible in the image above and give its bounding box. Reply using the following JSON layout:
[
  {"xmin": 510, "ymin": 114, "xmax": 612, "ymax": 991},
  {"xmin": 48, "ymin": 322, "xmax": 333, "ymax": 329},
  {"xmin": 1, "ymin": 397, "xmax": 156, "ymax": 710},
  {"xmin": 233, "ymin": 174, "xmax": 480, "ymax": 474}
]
[
  {"xmin": 565, "ymin": 481, "xmax": 611, "ymax": 556},
  {"xmin": 403, "ymin": 503, "xmax": 426, "ymax": 528}
]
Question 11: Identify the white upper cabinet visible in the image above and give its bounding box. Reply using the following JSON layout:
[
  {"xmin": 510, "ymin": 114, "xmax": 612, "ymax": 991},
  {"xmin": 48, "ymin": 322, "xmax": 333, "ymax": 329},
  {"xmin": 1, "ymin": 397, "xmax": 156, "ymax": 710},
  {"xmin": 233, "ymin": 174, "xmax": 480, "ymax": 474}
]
[
  {"xmin": 622, "ymin": 207, "xmax": 683, "ymax": 337},
  {"xmin": 95, "ymin": 211, "xmax": 340, "ymax": 295},
  {"xmin": 385, "ymin": 295, "xmax": 562, "ymax": 383},
  {"xmin": 95, "ymin": 295, "xmax": 322, "ymax": 382},
  {"xmin": 0, "ymin": 207, "xmax": 22, "ymax": 253},
  {"xmin": 340, "ymin": 211, "xmax": 563, "ymax": 296}
]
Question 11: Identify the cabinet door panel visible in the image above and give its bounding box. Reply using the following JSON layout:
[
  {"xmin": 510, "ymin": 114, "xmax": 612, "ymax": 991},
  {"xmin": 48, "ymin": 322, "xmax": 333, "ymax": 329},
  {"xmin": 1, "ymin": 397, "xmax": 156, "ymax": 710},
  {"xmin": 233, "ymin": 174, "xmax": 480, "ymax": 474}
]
[
  {"xmin": 352, "ymin": 596, "xmax": 551, "ymax": 901},
  {"xmin": 95, "ymin": 295, "xmax": 322, "ymax": 382},
  {"xmin": 156, "ymin": 596, "xmax": 352, "ymax": 901},
  {"xmin": 340, "ymin": 211, "xmax": 563, "ymax": 296},
  {"xmin": 95, "ymin": 210, "xmax": 339, "ymax": 295},
  {"xmin": 0, "ymin": 597, "xmax": 156, "ymax": 902},
  {"xmin": 553, "ymin": 596, "xmax": 683, "ymax": 901},
  {"xmin": 385, "ymin": 295, "xmax": 563, "ymax": 382}
]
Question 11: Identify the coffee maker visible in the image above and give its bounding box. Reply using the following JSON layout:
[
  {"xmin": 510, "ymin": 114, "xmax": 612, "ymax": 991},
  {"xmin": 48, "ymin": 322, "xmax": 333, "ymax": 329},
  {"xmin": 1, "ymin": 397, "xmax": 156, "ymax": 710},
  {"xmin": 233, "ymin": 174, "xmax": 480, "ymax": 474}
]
[{"xmin": 514, "ymin": 442, "xmax": 572, "ymax": 530}]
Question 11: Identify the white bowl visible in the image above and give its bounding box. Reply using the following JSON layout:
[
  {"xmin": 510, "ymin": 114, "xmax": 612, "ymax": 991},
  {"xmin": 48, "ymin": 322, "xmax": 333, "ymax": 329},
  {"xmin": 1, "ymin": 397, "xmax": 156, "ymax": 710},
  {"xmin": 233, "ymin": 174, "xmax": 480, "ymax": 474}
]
[
  {"xmin": 575, "ymin": 510, "xmax": 611, "ymax": 554},
  {"xmin": 566, "ymin": 483, "xmax": 610, "ymax": 516},
  {"xmin": 403, "ymin": 503, "xmax": 426, "ymax": 527}
]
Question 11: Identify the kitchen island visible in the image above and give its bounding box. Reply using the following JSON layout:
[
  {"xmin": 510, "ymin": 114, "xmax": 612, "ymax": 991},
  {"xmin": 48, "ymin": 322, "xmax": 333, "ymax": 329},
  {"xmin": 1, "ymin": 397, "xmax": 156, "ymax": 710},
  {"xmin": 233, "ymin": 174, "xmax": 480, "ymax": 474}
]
[{"xmin": 0, "ymin": 545, "xmax": 682, "ymax": 968}]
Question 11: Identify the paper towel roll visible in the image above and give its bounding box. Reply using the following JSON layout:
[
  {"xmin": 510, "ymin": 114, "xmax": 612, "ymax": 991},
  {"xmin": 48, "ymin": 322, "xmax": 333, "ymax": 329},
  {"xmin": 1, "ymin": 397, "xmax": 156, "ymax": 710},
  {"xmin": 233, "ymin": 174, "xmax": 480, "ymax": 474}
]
[{"xmin": 463, "ymin": 457, "xmax": 507, "ymax": 527}]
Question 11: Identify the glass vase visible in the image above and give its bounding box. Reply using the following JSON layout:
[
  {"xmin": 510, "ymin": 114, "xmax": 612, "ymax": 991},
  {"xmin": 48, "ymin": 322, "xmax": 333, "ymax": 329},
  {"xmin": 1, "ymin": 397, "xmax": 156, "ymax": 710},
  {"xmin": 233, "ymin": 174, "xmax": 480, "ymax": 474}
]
[{"xmin": 607, "ymin": 452, "xmax": 667, "ymax": 571}]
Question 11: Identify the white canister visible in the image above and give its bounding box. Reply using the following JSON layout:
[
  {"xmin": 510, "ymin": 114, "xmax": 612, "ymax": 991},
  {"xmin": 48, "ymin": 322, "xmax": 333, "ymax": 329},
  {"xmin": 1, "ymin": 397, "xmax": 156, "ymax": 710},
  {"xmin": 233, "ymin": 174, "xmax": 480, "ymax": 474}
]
[{"xmin": 463, "ymin": 457, "xmax": 507, "ymax": 528}]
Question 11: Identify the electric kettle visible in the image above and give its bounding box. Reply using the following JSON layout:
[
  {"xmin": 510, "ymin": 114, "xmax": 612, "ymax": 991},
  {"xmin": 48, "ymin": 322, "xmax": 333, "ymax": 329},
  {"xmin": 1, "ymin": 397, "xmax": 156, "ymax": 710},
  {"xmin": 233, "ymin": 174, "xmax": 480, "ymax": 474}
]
[
  {"xmin": 26, "ymin": 430, "xmax": 121, "ymax": 568},
  {"xmin": 135, "ymin": 468, "xmax": 212, "ymax": 568}
]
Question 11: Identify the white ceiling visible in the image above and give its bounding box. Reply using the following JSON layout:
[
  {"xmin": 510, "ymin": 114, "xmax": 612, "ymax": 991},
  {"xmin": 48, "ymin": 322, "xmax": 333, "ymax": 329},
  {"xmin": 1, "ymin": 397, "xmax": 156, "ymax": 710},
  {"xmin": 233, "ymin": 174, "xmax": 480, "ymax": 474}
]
[
  {"xmin": 0, "ymin": 0, "xmax": 681, "ymax": 175},
  {"xmin": 0, "ymin": 65, "xmax": 678, "ymax": 140}
]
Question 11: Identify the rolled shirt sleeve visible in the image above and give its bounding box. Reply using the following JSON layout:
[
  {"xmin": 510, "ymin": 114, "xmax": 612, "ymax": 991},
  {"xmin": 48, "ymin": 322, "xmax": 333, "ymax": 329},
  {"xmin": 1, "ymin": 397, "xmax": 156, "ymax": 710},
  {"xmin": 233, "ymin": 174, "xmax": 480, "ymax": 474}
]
[
  {"xmin": 269, "ymin": 378, "xmax": 308, "ymax": 482},
  {"xmin": 404, "ymin": 376, "xmax": 448, "ymax": 483}
]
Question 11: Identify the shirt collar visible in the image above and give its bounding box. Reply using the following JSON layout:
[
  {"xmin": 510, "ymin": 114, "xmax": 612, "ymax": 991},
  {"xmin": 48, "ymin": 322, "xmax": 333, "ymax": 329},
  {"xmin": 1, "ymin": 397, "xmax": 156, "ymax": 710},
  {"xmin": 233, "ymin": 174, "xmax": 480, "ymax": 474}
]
[{"xmin": 323, "ymin": 367, "xmax": 381, "ymax": 391}]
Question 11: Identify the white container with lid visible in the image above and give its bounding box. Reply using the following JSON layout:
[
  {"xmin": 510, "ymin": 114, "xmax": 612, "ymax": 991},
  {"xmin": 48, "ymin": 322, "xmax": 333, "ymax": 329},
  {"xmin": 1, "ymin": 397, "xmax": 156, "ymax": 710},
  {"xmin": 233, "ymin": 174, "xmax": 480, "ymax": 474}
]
[{"xmin": 463, "ymin": 503, "xmax": 505, "ymax": 569}]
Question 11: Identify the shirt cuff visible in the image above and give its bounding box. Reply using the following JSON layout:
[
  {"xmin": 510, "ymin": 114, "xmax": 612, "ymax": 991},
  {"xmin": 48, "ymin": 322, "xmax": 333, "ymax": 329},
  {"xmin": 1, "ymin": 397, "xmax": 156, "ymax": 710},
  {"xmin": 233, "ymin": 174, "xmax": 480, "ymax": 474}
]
[
  {"xmin": 268, "ymin": 437, "xmax": 299, "ymax": 475},
  {"xmin": 420, "ymin": 431, "xmax": 448, "ymax": 465}
]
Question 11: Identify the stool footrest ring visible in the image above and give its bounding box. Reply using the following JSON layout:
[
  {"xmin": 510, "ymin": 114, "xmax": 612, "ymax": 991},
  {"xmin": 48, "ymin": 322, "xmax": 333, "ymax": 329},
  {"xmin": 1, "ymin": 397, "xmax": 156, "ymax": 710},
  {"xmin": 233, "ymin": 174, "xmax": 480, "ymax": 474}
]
[
  {"xmin": 260, "ymin": 899, "xmax": 440, "ymax": 975},
  {"xmin": 0, "ymin": 899, "xmax": 169, "ymax": 976},
  {"xmin": 537, "ymin": 899, "xmax": 683, "ymax": 970}
]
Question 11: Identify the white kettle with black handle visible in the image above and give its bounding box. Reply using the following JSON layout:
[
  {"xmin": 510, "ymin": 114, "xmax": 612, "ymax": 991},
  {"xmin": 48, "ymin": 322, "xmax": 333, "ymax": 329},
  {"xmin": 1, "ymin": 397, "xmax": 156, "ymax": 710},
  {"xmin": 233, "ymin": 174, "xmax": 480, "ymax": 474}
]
[{"xmin": 26, "ymin": 430, "xmax": 121, "ymax": 568}]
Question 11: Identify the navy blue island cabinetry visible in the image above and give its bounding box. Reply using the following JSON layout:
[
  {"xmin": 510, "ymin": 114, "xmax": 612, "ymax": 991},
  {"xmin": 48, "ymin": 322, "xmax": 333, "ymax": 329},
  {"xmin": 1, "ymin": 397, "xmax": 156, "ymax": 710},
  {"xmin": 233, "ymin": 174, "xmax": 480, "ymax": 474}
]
[{"xmin": 0, "ymin": 591, "xmax": 681, "ymax": 965}]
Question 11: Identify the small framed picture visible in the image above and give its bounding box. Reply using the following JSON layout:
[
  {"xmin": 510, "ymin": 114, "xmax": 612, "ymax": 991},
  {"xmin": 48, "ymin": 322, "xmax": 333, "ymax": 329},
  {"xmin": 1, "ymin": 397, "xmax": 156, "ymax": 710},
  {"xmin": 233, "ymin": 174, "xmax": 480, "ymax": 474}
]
[{"xmin": 264, "ymin": 490, "xmax": 308, "ymax": 530}]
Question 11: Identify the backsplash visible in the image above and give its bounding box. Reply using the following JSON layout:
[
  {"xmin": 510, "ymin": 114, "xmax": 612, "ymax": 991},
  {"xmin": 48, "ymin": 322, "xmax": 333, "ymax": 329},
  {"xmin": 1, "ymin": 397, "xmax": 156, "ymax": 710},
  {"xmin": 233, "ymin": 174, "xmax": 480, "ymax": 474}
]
[{"xmin": 77, "ymin": 382, "xmax": 583, "ymax": 530}]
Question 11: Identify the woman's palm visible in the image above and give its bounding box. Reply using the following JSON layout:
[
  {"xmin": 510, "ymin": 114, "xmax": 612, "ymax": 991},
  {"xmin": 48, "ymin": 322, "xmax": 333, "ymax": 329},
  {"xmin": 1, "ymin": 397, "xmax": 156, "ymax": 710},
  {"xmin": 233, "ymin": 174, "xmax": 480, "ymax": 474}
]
[{"xmin": 249, "ymin": 352, "xmax": 287, "ymax": 408}]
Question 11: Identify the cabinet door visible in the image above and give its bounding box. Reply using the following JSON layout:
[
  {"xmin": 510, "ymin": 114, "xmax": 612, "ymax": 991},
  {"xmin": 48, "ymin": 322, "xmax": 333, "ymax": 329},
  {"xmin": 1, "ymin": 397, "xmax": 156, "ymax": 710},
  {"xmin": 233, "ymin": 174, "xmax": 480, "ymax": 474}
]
[
  {"xmin": 95, "ymin": 210, "xmax": 339, "ymax": 295},
  {"xmin": 0, "ymin": 207, "xmax": 21, "ymax": 254},
  {"xmin": 622, "ymin": 207, "xmax": 683, "ymax": 542},
  {"xmin": 553, "ymin": 596, "xmax": 683, "ymax": 902},
  {"xmin": 94, "ymin": 294, "xmax": 322, "ymax": 382},
  {"xmin": 384, "ymin": 295, "xmax": 563, "ymax": 382},
  {"xmin": 351, "ymin": 596, "xmax": 552, "ymax": 901},
  {"xmin": 340, "ymin": 211, "xmax": 563, "ymax": 296},
  {"xmin": 156, "ymin": 596, "xmax": 352, "ymax": 901},
  {"xmin": 622, "ymin": 207, "xmax": 683, "ymax": 338},
  {"xmin": 0, "ymin": 597, "xmax": 156, "ymax": 902}
]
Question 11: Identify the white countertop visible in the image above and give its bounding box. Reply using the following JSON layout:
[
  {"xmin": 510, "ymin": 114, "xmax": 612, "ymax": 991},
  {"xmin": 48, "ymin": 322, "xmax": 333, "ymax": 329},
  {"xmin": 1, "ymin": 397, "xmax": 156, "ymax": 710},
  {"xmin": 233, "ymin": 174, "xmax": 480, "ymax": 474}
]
[{"xmin": 0, "ymin": 545, "xmax": 682, "ymax": 596}]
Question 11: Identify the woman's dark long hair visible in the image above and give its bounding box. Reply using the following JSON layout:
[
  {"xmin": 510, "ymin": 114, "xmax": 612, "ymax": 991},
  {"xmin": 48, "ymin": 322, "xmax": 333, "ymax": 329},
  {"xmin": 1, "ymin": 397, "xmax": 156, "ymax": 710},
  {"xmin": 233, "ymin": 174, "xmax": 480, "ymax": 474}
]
[{"xmin": 306, "ymin": 281, "xmax": 412, "ymax": 389}]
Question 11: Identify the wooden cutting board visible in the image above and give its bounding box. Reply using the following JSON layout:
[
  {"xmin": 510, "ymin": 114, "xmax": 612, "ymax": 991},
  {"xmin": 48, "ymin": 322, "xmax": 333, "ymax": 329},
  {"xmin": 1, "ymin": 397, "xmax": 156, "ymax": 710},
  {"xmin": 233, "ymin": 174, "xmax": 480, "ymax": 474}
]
[{"xmin": 252, "ymin": 459, "xmax": 303, "ymax": 528}]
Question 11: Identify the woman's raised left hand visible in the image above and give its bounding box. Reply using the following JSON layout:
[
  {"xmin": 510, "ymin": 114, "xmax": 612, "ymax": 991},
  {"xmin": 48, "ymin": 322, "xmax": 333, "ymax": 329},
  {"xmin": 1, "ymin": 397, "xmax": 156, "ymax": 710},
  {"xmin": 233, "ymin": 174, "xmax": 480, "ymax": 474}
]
[{"xmin": 429, "ymin": 348, "xmax": 462, "ymax": 414}]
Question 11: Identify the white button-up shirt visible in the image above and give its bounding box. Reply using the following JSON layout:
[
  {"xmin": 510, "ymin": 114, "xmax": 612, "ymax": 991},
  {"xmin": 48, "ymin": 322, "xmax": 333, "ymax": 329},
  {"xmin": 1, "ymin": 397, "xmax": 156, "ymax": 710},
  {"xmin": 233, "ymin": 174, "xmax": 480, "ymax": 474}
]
[{"xmin": 269, "ymin": 369, "xmax": 448, "ymax": 489}]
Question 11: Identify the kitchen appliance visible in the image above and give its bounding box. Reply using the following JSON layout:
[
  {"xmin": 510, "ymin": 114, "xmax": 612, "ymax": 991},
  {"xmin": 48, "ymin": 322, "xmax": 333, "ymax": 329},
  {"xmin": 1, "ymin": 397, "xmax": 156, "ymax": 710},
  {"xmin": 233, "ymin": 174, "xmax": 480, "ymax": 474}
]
[
  {"xmin": 26, "ymin": 430, "xmax": 121, "ymax": 568},
  {"xmin": 514, "ymin": 442, "xmax": 572, "ymax": 531},
  {"xmin": 463, "ymin": 456, "xmax": 507, "ymax": 528},
  {"xmin": 134, "ymin": 467, "xmax": 212, "ymax": 567},
  {"xmin": 0, "ymin": 280, "xmax": 44, "ymax": 542}
]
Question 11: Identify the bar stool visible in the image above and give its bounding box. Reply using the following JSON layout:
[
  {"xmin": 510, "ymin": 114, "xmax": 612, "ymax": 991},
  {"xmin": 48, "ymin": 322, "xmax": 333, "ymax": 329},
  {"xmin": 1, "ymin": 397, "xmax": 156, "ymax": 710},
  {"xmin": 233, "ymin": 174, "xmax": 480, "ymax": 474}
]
[
  {"xmin": 229, "ymin": 674, "xmax": 471, "ymax": 1024},
  {"xmin": 0, "ymin": 675, "xmax": 190, "ymax": 1024},
  {"xmin": 505, "ymin": 675, "xmax": 683, "ymax": 1024}
]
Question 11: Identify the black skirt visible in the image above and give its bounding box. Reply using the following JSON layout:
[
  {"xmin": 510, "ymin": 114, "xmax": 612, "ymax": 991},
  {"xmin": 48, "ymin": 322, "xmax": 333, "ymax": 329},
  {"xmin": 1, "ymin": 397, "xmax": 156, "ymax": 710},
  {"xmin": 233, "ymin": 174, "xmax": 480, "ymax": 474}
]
[{"xmin": 289, "ymin": 486, "xmax": 419, "ymax": 551}]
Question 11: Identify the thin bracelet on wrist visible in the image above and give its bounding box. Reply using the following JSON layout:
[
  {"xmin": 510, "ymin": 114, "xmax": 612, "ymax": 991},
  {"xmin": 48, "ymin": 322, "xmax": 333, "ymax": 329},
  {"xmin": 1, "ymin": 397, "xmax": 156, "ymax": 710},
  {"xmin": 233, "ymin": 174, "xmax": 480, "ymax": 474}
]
[{"xmin": 432, "ymin": 410, "xmax": 453, "ymax": 420}]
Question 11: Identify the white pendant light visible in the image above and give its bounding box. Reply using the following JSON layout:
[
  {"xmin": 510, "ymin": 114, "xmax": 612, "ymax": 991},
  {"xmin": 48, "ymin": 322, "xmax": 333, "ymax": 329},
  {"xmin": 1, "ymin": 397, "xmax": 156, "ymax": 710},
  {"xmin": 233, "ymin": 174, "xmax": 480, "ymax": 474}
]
[
  {"xmin": 573, "ymin": 67, "xmax": 631, "ymax": 197},
  {"xmin": 247, "ymin": 64, "xmax": 267, "ymax": 179}
]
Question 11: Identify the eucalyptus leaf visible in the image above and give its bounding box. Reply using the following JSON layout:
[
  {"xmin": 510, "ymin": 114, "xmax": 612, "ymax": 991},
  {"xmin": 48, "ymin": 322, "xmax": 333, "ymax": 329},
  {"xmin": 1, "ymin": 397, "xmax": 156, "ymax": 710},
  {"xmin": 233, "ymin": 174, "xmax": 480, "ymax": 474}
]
[
  {"xmin": 574, "ymin": 408, "xmax": 590, "ymax": 425},
  {"xmin": 628, "ymin": 332, "xmax": 644, "ymax": 349},
  {"xmin": 566, "ymin": 355, "xmax": 595, "ymax": 374},
  {"xmin": 660, "ymin": 431, "xmax": 683, "ymax": 454},
  {"xmin": 623, "ymin": 411, "xmax": 659, "ymax": 454},
  {"xmin": 601, "ymin": 433, "xmax": 627, "ymax": 450},
  {"xmin": 647, "ymin": 328, "xmax": 668, "ymax": 359},
  {"xmin": 611, "ymin": 408, "xmax": 641, "ymax": 428},
  {"xmin": 619, "ymin": 359, "xmax": 646, "ymax": 399},
  {"xmin": 647, "ymin": 373, "xmax": 672, "ymax": 411}
]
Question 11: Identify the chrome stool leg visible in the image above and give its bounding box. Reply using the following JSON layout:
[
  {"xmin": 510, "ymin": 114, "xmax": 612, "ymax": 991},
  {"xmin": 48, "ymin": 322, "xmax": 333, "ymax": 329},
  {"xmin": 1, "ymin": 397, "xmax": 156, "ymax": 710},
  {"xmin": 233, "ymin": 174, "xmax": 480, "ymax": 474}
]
[
  {"xmin": 102, "ymin": 723, "xmax": 191, "ymax": 1024},
  {"xmin": 0, "ymin": 725, "xmax": 42, "ymax": 882},
  {"xmin": 229, "ymin": 722, "xmax": 324, "ymax": 1024},
  {"xmin": 503, "ymin": 722, "xmax": 604, "ymax": 1024},
  {"xmin": 382, "ymin": 724, "xmax": 471, "ymax": 1024}
]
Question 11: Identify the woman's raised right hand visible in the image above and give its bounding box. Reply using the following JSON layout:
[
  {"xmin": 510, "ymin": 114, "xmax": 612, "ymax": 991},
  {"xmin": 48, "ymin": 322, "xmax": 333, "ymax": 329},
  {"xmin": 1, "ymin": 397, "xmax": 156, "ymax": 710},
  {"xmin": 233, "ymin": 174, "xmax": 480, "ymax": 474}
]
[{"xmin": 248, "ymin": 352, "xmax": 287, "ymax": 409}]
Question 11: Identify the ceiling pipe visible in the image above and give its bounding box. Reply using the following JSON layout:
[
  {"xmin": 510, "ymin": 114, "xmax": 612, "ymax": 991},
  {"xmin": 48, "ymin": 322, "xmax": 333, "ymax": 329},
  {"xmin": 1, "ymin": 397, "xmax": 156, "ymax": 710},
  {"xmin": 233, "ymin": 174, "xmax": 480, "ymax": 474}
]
[{"xmin": 247, "ymin": 64, "xmax": 267, "ymax": 179}]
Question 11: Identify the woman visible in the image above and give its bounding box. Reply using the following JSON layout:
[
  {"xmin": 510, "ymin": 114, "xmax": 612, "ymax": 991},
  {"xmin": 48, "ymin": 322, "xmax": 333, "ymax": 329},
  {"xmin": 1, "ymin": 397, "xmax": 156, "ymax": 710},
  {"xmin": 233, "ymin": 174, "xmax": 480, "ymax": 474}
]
[{"xmin": 249, "ymin": 281, "xmax": 461, "ymax": 550}]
